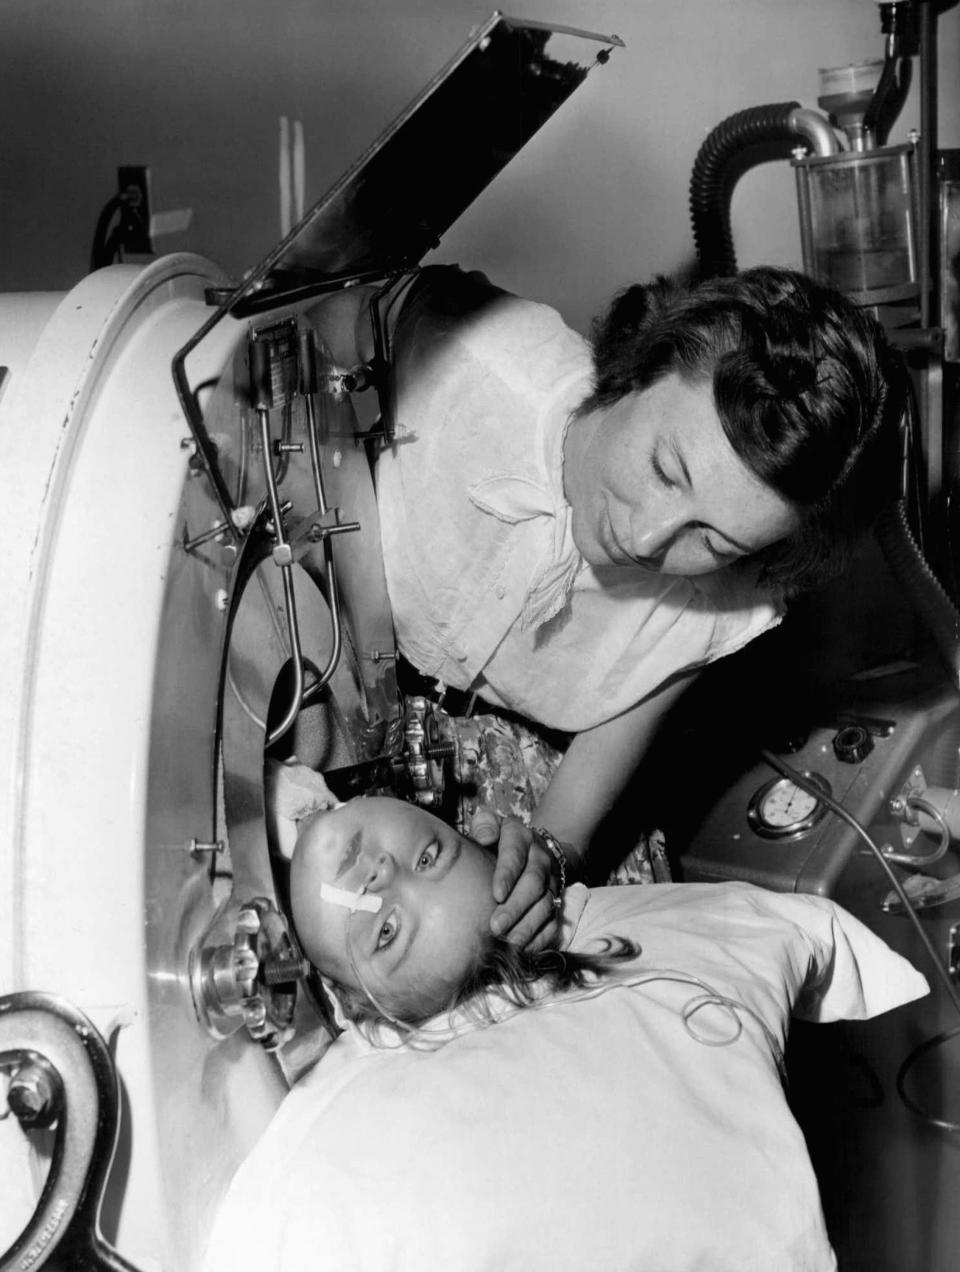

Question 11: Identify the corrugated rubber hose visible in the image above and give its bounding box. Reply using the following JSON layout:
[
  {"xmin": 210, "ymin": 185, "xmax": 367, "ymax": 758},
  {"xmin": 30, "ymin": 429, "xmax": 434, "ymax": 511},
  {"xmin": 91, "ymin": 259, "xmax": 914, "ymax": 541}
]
[
  {"xmin": 875, "ymin": 499, "xmax": 960, "ymax": 694},
  {"xmin": 689, "ymin": 101, "xmax": 802, "ymax": 279}
]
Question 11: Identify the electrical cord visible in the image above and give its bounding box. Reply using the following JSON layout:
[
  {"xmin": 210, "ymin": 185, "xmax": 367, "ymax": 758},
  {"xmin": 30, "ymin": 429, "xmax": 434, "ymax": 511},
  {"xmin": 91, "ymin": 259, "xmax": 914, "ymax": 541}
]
[{"xmin": 760, "ymin": 748, "xmax": 960, "ymax": 1131}]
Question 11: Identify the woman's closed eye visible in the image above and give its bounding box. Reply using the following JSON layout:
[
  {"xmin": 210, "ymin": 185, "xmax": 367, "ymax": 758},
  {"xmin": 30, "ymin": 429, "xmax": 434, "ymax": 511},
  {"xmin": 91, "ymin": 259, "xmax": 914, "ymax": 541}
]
[
  {"xmin": 651, "ymin": 449, "xmax": 678, "ymax": 490},
  {"xmin": 701, "ymin": 531, "xmax": 741, "ymax": 564}
]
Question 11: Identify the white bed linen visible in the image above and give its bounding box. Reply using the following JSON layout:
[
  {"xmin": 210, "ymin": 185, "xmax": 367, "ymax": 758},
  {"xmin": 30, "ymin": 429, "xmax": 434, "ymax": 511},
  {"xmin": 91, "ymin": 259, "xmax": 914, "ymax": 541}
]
[{"xmin": 203, "ymin": 882, "xmax": 927, "ymax": 1272}]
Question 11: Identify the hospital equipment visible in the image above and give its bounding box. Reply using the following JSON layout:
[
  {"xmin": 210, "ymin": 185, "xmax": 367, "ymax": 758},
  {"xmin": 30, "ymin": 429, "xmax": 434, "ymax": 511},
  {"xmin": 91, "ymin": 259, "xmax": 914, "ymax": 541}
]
[
  {"xmin": 673, "ymin": 3, "xmax": 960, "ymax": 1267},
  {"xmin": 0, "ymin": 15, "xmax": 623, "ymax": 1271},
  {"xmin": 1, "ymin": 2, "xmax": 957, "ymax": 1268}
]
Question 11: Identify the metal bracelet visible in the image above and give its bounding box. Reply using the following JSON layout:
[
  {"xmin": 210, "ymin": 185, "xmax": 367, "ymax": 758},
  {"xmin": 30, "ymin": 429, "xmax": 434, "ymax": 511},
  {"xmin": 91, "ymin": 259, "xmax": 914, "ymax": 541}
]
[{"xmin": 531, "ymin": 825, "xmax": 567, "ymax": 899}]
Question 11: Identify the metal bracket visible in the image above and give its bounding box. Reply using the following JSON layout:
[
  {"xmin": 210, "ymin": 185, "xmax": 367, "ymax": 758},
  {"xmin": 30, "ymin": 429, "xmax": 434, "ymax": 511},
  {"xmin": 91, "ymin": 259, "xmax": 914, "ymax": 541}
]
[{"xmin": 0, "ymin": 992, "xmax": 145, "ymax": 1272}]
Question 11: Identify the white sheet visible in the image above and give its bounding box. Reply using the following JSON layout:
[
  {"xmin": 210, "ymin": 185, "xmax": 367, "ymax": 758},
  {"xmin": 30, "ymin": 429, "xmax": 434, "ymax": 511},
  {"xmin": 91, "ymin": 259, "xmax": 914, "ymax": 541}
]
[{"xmin": 203, "ymin": 882, "xmax": 927, "ymax": 1272}]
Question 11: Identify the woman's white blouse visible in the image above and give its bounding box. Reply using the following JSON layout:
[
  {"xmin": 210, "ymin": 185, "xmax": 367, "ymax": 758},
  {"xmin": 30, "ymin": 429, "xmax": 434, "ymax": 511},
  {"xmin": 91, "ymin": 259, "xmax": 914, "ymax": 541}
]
[{"xmin": 376, "ymin": 271, "xmax": 783, "ymax": 732}]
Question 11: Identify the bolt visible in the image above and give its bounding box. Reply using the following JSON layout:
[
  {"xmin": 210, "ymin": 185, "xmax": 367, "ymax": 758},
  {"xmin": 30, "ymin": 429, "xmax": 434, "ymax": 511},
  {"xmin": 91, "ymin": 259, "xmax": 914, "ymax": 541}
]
[
  {"xmin": 7, "ymin": 1062, "xmax": 59, "ymax": 1127},
  {"xmin": 188, "ymin": 838, "xmax": 225, "ymax": 855},
  {"xmin": 332, "ymin": 450, "xmax": 343, "ymax": 468},
  {"xmin": 261, "ymin": 953, "xmax": 310, "ymax": 985},
  {"xmin": 214, "ymin": 588, "xmax": 229, "ymax": 611}
]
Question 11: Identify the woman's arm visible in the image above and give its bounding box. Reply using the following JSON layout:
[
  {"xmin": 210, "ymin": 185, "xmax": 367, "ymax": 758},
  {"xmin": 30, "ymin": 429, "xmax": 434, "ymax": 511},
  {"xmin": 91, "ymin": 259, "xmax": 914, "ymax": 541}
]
[
  {"xmin": 536, "ymin": 671, "xmax": 694, "ymax": 863},
  {"xmin": 488, "ymin": 671, "xmax": 697, "ymax": 947}
]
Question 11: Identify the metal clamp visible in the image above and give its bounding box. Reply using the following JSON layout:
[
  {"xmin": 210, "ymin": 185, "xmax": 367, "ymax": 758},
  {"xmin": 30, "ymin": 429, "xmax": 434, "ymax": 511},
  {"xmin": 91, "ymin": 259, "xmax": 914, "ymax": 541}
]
[{"xmin": 0, "ymin": 992, "xmax": 145, "ymax": 1272}]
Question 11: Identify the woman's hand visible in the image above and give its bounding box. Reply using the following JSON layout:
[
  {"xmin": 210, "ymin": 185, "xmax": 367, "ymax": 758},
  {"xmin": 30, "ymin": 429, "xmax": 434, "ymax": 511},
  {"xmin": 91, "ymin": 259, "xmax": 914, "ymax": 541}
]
[{"xmin": 470, "ymin": 808, "xmax": 562, "ymax": 952}]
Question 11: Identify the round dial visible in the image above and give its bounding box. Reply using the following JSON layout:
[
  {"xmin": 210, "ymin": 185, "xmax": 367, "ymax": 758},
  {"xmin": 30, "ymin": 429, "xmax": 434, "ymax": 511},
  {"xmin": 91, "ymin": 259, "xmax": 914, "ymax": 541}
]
[{"xmin": 747, "ymin": 773, "xmax": 831, "ymax": 840}]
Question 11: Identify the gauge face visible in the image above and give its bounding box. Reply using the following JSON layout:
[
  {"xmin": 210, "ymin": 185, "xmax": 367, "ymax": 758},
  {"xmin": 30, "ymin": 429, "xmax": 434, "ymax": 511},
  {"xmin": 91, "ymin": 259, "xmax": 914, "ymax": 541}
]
[{"xmin": 747, "ymin": 773, "xmax": 831, "ymax": 840}]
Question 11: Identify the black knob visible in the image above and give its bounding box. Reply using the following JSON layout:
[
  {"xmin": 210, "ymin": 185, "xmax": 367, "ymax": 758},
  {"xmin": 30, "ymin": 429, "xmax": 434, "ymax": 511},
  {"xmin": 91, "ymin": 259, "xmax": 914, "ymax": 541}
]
[{"xmin": 833, "ymin": 723, "xmax": 874, "ymax": 764}]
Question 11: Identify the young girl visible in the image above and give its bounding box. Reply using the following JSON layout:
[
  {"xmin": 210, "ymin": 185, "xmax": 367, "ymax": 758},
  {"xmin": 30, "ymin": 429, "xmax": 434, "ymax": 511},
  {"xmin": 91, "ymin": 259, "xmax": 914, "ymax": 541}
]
[{"xmin": 288, "ymin": 795, "xmax": 636, "ymax": 1032}]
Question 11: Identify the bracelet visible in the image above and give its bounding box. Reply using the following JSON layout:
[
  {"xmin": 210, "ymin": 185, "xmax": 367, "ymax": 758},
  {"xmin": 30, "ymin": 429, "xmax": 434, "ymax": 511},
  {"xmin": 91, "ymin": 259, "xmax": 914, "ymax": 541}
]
[{"xmin": 532, "ymin": 826, "xmax": 567, "ymax": 903}]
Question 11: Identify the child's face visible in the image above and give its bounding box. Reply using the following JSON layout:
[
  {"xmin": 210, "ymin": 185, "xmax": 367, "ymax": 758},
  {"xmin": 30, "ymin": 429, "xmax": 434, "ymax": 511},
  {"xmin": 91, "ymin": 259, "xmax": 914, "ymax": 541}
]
[{"xmin": 290, "ymin": 797, "xmax": 496, "ymax": 1020}]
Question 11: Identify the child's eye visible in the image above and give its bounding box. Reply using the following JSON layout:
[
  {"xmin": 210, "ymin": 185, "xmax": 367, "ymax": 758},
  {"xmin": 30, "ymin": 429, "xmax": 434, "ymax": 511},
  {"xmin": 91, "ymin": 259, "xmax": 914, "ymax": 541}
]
[
  {"xmin": 415, "ymin": 840, "xmax": 442, "ymax": 871},
  {"xmin": 377, "ymin": 912, "xmax": 399, "ymax": 950}
]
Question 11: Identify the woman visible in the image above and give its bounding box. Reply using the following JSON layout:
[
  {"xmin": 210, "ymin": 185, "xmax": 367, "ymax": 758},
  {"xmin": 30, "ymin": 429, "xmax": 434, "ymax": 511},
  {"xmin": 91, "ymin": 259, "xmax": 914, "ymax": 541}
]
[{"xmin": 312, "ymin": 264, "xmax": 906, "ymax": 947}]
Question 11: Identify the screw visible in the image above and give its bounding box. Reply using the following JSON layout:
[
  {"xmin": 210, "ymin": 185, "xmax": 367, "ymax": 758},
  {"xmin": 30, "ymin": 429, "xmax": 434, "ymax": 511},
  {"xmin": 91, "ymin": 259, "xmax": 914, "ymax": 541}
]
[
  {"xmin": 7, "ymin": 1062, "xmax": 59, "ymax": 1127},
  {"xmin": 261, "ymin": 953, "xmax": 310, "ymax": 985}
]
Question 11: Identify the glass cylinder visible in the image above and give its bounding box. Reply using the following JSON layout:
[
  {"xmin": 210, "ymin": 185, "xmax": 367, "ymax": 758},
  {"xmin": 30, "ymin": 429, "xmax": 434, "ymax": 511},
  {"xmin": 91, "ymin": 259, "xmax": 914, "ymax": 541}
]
[{"xmin": 793, "ymin": 144, "xmax": 919, "ymax": 304}]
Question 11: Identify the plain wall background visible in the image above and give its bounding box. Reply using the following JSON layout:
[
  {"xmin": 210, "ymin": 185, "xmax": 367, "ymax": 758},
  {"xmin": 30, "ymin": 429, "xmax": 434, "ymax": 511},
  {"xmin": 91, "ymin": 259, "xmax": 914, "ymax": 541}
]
[{"xmin": 3, "ymin": 0, "xmax": 958, "ymax": 334}]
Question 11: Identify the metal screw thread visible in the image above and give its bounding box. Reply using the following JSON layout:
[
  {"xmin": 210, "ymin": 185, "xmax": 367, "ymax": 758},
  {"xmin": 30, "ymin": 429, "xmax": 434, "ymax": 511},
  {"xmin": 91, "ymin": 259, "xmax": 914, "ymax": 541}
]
[{"xmin": 261, "ymin": 954, "xmax": 310, "ymax": 985}]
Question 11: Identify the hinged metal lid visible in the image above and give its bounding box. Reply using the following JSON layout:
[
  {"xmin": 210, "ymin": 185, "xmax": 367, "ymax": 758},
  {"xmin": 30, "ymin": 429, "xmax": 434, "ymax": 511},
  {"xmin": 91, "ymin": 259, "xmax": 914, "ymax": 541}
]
[{"xmin": 219, "ymin": 12, "xmax": 623, "ymax": 317}]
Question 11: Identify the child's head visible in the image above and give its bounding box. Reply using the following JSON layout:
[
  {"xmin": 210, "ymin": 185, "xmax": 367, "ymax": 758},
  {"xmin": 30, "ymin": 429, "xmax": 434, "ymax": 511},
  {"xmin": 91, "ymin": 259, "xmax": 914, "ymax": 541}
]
[{"xmin": 289, "ymin": 796, "xmax": 497, "ymax": 1025}]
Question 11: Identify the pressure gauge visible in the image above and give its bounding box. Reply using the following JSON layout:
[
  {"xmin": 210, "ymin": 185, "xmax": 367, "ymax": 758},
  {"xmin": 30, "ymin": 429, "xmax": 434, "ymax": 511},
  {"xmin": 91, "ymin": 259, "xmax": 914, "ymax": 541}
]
[{"xmin": 747, "ymin": 772, "xmax": 832, "ymax": 841}]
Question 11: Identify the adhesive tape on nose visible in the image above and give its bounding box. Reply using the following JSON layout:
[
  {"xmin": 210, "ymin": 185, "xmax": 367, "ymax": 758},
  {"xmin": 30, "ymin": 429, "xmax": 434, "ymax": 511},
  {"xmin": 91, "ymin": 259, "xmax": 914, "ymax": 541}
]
[{"xmin": 320, "ymin": 882, "xmax": 383, "ymax": 914}]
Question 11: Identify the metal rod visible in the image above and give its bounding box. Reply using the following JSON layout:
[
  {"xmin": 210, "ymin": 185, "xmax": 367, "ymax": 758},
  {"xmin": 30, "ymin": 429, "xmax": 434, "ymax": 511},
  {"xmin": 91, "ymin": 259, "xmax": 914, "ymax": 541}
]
[
  {"xmin": 258, "ymin": 406, "xmax": 306, "ymax": 747},
  {"xmin": 300, "ymin": 394, "xmax": 345, "ymax": 704},
  {"xmin": 918, "ymin": 0, "xmax": 937, "ymax": 329}
]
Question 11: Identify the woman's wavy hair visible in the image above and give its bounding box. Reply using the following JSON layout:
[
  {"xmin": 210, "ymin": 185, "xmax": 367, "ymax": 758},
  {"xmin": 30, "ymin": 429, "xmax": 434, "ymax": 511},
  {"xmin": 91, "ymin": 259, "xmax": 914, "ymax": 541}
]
[
  {"xmin": 334, "ymin": 932, "xmax": 640, "ymax": 1032},
  {"xmin": 579, "ymin": 267, "xmax": 908, "ymax": 594}
]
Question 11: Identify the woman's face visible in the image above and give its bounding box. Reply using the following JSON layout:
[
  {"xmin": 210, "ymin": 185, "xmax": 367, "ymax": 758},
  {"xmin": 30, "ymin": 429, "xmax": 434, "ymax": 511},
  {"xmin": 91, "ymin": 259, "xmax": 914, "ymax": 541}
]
[
  {"xmin": 564, "ymin": 372, "xmax": 798, "ymax": 575},
  {"xmin": 290, "ymin": 797, "xmax": 496, "ymax": 1020}
]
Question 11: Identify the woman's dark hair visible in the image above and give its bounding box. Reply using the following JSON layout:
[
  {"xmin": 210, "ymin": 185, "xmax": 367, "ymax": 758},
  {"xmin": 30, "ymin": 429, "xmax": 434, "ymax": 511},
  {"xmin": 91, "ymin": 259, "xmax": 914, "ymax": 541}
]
[
  {"xmin": 580, "ymin": 266, "xmax": 908, "ymax": 593},
  {"xmin": 334, "ymin": 932, "xmax": 641, "ymax": 1032}
]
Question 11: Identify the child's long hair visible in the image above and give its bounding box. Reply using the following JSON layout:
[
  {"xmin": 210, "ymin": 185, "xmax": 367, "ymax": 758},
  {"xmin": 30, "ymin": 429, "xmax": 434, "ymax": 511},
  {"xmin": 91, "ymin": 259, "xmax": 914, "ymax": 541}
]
[{"xmin": 335, "ymin": 932, "xmax": 641, "ymax": 1034}]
